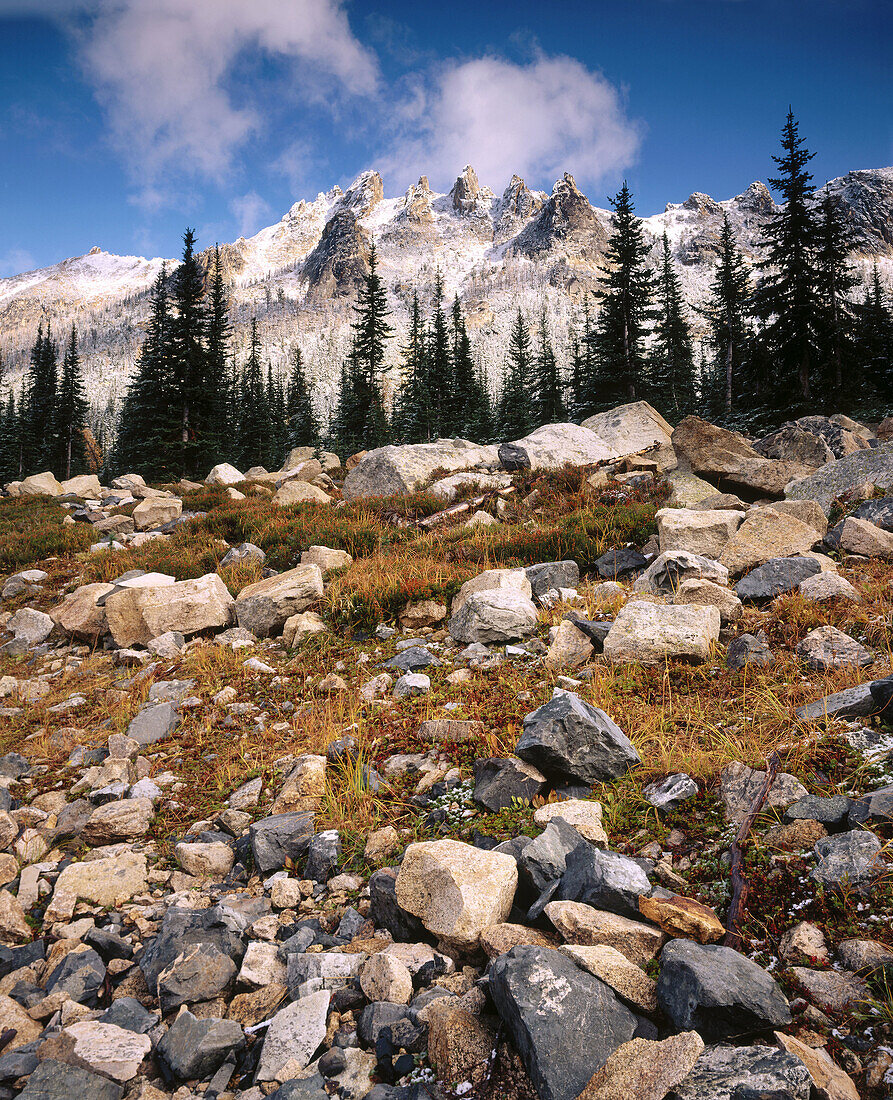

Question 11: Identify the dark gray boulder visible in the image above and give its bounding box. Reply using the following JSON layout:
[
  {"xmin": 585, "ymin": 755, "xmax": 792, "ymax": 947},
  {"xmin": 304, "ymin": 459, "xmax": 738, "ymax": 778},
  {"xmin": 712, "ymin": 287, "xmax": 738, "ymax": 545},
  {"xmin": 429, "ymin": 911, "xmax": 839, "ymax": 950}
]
[
  {"xmin": 783, "ymin": 794, "xmax": 852, "ymax": 829},
  {"xmin": 525, "ymin": 561, "xmax": 580, "ymax": 598},
  {"xmin": 811, "ymin": 829, "xmax": 883, "ymax": 886},
  {"xmin": 304, "ymin": 829, "xmax": 341, "ymax": 882},
  {"xmin": 657, "ymin": 940, "xmax": 791, "ymax": 1039},
  {"xmin": 595, "ymin": 548, "xmax": 648, "ymax": 579},
  {"xmin": 519, "ymin": 818, "xmax": 589, "ymax": 896},
  {"xmin": 848, "ymin": 782, "xmax": 893, "ymax": 827},
  {"xmin": 515, "ymin": 689, "xmax": 640, "ymax": 785},
  {"xmin": 796, "ymin": 682, "xmax": 876, "ymax": 721},
  {"xmin": 668, "ymin": 1042, "xmax": 811, "ymax": 1100},
  {"xmin": 16, "ymin": 1060, "xmax": 123, "ymax": 1100},
  {"xmin": 157, "ymin": 941, "xmax": 238, "ymax": 1014},
  {"xmin": 97, "ymin": 996, "xmax": 159, "ymax": 1034},
  {"xmin": 358, "ymin": 1002, "xmax": 412, "ymax": 1047},
  {"xmin": 156, "ymin": 1011, "xmax": 246, "ymax": 1081},
  {"xmin": 126, "ymin": 701, "xmax": 180, "ymax": 746},
  {"xmin": 726, "ymin": 634, "xmax": 773, "ymax": 670},
  {"xmin": 489, "ymin": 945, "xmax": 637, "ymax": 1100},
  {"xmin": 249, "ymin": 811, "xmax": 315, "ymax": 873},
  {"xmin": 556, "ymin": 845, "xmax": 652, "ymax": 919},
  {"xmin": 472, "ymin": 756, "xmax": 547, "ymax": 812},
  {"xmin": 45, "ymin": 947, "xmax": 105, "ymax": 1004},
  {"xmin": 563, "ymin": 615, "xmax": 612, "ymax": 652},
  {"xmin": 369, "ymin": 869, "xmax": 427, "ymax": 943},
  {"xmin": 139, "ymin": 904, "xmax": 246, "ymax": 991},
  {"xmin": 735, "ymin": 556, "xmax": 821, "ymax": 601},
  {"xmin": 268, "ymin": 1076, "xmax": 329, "ymax": 1099},
  {"xmin": 380, "ymin": 647, "xmax": 441, "ymax": 672}
]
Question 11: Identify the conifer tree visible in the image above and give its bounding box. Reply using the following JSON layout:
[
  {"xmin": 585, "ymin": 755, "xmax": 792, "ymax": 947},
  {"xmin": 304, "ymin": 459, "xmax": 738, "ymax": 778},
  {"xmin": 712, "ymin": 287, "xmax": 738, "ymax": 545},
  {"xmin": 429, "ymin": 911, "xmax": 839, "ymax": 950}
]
[
  {"xmin": 264, "ymin": 365, "xmax": 287, "ymax": 470},
  {"xmin": 590, "ymin": 183, "xmax": 654, "ymax": 410},
  {"xmin": 331, "ymin": 242, "xmax": 392, "ymax": 454},
  {"xmin": 814, "ymin": 193, "xmax": 859, "ymax": 407},
  {"xmin": 649, "ymin": 235, "xmax": 696, "ymax": 419},
  {"xmin": 497, "ymin": 309, "xmax": 535, "ymax": 438},
  {"xmin": 753, "ymin": 110, "xmax": 821, "ymax": 409},
  {"xmin": 236, "ymin": 318, "xmax": 267, "ymax": 469},
  {"xmin": 426, "ymin": 273, "xmax": 452, "ymax": 437},
  {"xmin": 24, "ymin": 322, "xmax": 58, "ymax": 474},
  {"xmin": 285, "ymin": 345, "xmax": 319, "ymax": 453},
  {"xmin": 532, "ymin": 309, "xmax": 565, "ymax": 424},
  {"xmin": 55, "ymin": 324, "xmax": 88, "ymax": 479},
  {"xmin": 0, "ymin": 391, "xmax": 21, "ymax": 485},
  {"xmin": 450, "ymin": 296, "xmax": 491, "ymax": 439},
  {"xmin": 701, "ymin": 213, "xmax": 751, "ymax": 419},
  {"xmin": 169, "ymin": 228, "xmax": 209, "ymax": 476},
  {"xmin": 204, "ymin": 245, "xmax": 232, "ymax": 465},
  {"xmin": 392, "ymin": 293, "xmax": 430, "ymax": 443},
  {"xmin": 858, "ymin": 266, "xmax": 893, "ymax": 408},
  {"xmin": 568, "ymin": 297, "xmax": 598, "ymax": 420}
]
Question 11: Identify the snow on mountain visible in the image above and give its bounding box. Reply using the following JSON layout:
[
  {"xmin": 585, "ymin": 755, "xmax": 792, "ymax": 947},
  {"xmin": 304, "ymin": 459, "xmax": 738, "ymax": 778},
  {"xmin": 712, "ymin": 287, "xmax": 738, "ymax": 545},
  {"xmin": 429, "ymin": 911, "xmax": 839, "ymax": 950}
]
[{"xmin": 1, "ymin": 166, "xmax": 891, "ymax": 424}]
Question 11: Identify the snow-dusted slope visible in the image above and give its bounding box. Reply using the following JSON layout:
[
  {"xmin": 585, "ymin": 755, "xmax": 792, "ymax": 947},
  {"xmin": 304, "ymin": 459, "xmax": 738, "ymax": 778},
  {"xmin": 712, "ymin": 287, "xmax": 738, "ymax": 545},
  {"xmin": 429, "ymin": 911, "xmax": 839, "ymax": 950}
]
[{"xmin": 1, "ymin": 166, "xmax": 891, "ymax": 422}]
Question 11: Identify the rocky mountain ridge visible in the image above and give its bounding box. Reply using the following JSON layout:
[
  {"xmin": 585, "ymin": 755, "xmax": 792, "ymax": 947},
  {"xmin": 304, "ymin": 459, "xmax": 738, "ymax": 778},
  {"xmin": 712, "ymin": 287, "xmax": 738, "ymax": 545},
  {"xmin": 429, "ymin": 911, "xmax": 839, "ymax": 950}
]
[{"xmin": 1, "ymin": 166, "xmax": 891, "ymax": 418}]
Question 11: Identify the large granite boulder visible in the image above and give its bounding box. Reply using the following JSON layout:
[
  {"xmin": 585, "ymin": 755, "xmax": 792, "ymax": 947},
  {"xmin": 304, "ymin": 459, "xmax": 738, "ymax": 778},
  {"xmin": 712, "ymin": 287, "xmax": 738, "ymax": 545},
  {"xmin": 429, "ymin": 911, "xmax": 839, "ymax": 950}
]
[
  {"xmin": 105, "ymin": 574, "xmax": 234, "ymax": 647},
  {"xmin": 343, "ymin": 439, "xmax": 498, "ymax": 499},
  {"xmin": 655, "ymin": 508, "xmax": 744, "ymax": 559},
  {"xmin": 669, "ymin": 1043, "xmax": 811, "ymax": 1100},
  {"xmin": 719, "ymin": 507, "xmax": 820, "ymax": 574},
  {"xmin": 582, "ymin": 401, "xmax": 676, "ymax": 470},
  {"xmin": 448, "ymin": 589, "xmax": 539, "ymax": 644},
  {"xmin": 235, "ymin": 565, "xmax": 324, "ymax": 637},
  {"xmin": 50, "ymin": 582, "xmax": 115, "ymax": 642},
  {"xmin": 499, "ymin": 423, "xmax": 616, "ymax": 471},
  {"xmin": 785, "ymin": 441, "xmax": 893, "ymax": 513},
  {"xmin": 603, "ymin": 602, "xmax": 720, "ymax": 665}
]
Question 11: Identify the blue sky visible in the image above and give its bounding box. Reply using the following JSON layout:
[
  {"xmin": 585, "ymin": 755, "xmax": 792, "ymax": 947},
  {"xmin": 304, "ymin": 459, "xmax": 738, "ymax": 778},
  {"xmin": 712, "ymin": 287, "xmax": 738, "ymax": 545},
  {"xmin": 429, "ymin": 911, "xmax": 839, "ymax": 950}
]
[{"xmin": 1, "ymin": 0, "xmax": 890, "ymax": 275}]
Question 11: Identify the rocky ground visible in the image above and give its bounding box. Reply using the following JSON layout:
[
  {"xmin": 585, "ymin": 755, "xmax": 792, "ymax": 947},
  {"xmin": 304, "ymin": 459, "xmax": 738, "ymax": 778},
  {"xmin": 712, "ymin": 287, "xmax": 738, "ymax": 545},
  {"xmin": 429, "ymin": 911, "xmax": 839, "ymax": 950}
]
[{"xmin": 0, "ymin": 406, "xmax": 891, "ymax": 1099}]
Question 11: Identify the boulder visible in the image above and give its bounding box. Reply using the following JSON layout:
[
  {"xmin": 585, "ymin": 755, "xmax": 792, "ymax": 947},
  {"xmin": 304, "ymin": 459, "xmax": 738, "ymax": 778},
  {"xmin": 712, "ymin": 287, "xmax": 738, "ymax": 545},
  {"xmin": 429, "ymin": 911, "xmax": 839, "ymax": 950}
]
[
  {"xmin": 132, "ymin": 496, "xmax": 182, "ymax": 530},
  {"xmin": 273, "ymin": 480, "xmax": 332, "ymax": 505},
  {"xmin": 666, "ymin": 470, "xmax": 718, "ymax": 507},
  {"xmin": 105, "ymin": 574, "xmax": 234, "ymax": 646},
  {"xmin": 126, "ymin": 701, "xmax": 179, "ymax": 746},
  {"xmin": 735, "ymin": 555, "xmax": 821, "ymax": 602},
  {"xmin": 790, "ymin": 966, "xmax": 870, "ymax": 1014},
  {"xmin": 448, "ymin": 589, "xmax": 538, "ymax": 644},
  {"xmin": 603, "ymin": 601, "xmax": 720, "ymax": 665},
  {"xmin": 643, "ymin": 773, "xmax": 699, "ymax": 812},
  {"xmin": 560, "ymin": 944, "xmax": 659, "ymax": 1013},
  {"xmin": 520, "ymin": 818, "xmax": 590, "ymax": 897},
  {"xmin": 655, "ymin": 508, "xmax": 744, "ymax": 558},
  {"xmin": 754, "ymin": 423, "xmax": 835, "ymax": 467},
  {"xmin": 205, "ymin": 463, "xmax": 244, "ymax": 486},
  {"xmin": 785, "ymin": 441, "xmax": 893, "ymax": 513},
  {"xmin": 256, "ymin": 992, "xmax": 330, "ymax": 1081},
  {"xmin": 156, "ymin": 1011, "xmax": 245, "ymax": 1082},
  {"xmin": 82, "ymin": 799, "xmax": 154, "ymax": 844},
  {"xmin": 670, "ymin": 1043, "xmax": 811, "ymax": 1100},
  {"xmin": 175, "ymin": 841, "xmax": 235, "ymax": 879},
  {"xmin": 637, "ymin": 894, "xmax": 725, "ymax": 944},
  {"xmin": 249, "ymin": 812, "xmax": 315, "ymax": 874},
  {"xmin": 767, "ymin": 497, "xmax": 829, "ymax": 537},
  {"xmin": 577, "ymin": 1033, "xmax": 704, "ymax": 1100},
  {"xmin": 6, "ymin": 607, "xmax": 54, "ymax": 646},
  {"xmin": 343, "ymin": 439, "xmax": 498, "ymax": 499},
  {"xmin": 720, "ymin": 762, "xmax": 808, "ymax": 823},
  {"xmin": 544, "ymin": 901, "xmax": 667, "ymax": 966},
  {"xmin": 18, "ymin": 471, "xmax": 65, "ymax": 496},
  {"xmin": 488, "ymin": 945, "xmax": 637, "ymax": 1100},
  {"xmin": 774, "ymin": 1031, "xmax": 860, "ymax": 1100},
  {"xmin": 451, "ymin": 567, "xmax": 532, "ymax": 614},
  {"xmin": 50, "ymin": 582, "xmax": 115, "ymax": 641},
  {"xmin": 673, "ymin": 579, "xmax": 742, "ymax": 623},
  {"xmin": 838, "ymin": 515, "xmax": 893, "ymax": 558},
  {"xmin": 634, "ymin": 551, "xmax": 728, "ymax": 595},
  {"xmin": 45, "ymin": 852, "xmax": 148, "ymax": 923},
  {"xmin": 582, "ymin": 401, "xmax": 676, "ymax": 470},
  {"xmin": 798, "ymin": 414, "xmax": 873, "ymax": 456},
  {"xmin": 595, "ymin": 547, "xmax": 648, "ymax": 579},
  {"xmin": 300, "ymin": 545, "xmax": 352, "ymax": 573},
  {"xmin": 516, "ymin": 689, "xmax": 640, "ymax": 785},
  {"xmin": 399, "ymin": 599, "xmax": 447, "ymax": 629},
  {"xmin": 812, "ymin": 829, "xmax": 883, "ymax": 886},
  {"xmin": 282, "ymin": 611, "xmax": 328, "ymax": 646},
  {"xmin": 795, "ymin": 682, "xmax": 877, "ymax": 722},
  {"xmin": 235, "ymin": 564, "xmax": 324, "ymax": 637},
  {"xmin": 797, "ymin": 625, "xmax": 873, "ymax": 670},
  {"xmin": 426, "ymin": 1002, "xmax": 497, "ymax": 1090},
  {"xmin": 526, "ymin": 560, "xmax": 581, "ymax": 598},
  {"xmin": 533, "ymin": 799, "xmax": 608, "ymax": 844},
  {"xmin": 656, "ymin": 940, "xmax": 792, "ymax": 1038},
  {"xmin": 719, "ymin": 508, "xmax": 820, "ymax": 574},
  {"xmin": 799, "ymin": 571, "xmax": 860, "ymax": 602},
  {"xmin": 394, "ymin": 839, "xmax": 517, "ymax": 948},
  {"xmin": 556, "ymin": 845, "xmax": 652, "ymax": 919},
  {"xmin": 61, "ymin": 1021, "xmax": 152, "ymax": 1082},
  {"xmin": 16, "ymin": 1061, "xmax": 124, "ymax": 1100},
  {"xmin": 545, "ymin": 618, "xmax": 595, "ymax": 669},
  {"xmin": 61, "ymin": 473, "xmax": 103, "ymax": 497},
  {"xmin": 671, "ymin": 416, "xmax": 813, "ymax": 498},
  {"xmin": 499, "ymin": 423, "xmax": 616, "ymax": 471},
  {"xmin": 472, "ymin": 756, "xmax": 547, "ymax": 812}
]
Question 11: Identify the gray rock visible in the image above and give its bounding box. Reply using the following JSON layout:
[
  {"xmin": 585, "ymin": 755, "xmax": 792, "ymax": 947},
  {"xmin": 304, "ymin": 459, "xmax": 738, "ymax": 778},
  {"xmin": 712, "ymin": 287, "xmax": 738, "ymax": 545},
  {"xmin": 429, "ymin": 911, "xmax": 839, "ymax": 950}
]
[
  {"xmin": 643, "ymin": 773, "xmax": 699, "ymax": 812},
  {"xmin": 0, "ymin": 753, "xmax": 30, "ymax": 779},
  {"xmin": 126, "ymin": 701, "xmax": 180, "ymax": 746},
  {"xmin": 668, "ymin": 1043, "xmax": 811, "ymax": 1100},
  {"xmin": 220, "ymin": 542, "xmax": 266, "ymax": 567},
  {"xmin": 147, "ymin": 678, "xmax": 196, "ymax": 704},
  {"xmin": 6, "ymin": 608, "xmax": 54, "ymax": 646},
  {"xmin": 812, "ymin": 829, "xmax": 883, "ymax": 885},
  {"xmin": 519, "ymin": 818, "xmax": 589, "ymax": 896},
  {"xmin": 594, "ymin": 548, "xmax": 648, "ymax": 579},
  {"xmin": 526, "ymin": 561, "xmax": 580, "ymax": 599},
  {"xmin": 156, "ymin": 1011, "xmax": 246, "ymax": 1081},
  {"xmin": 556, "ymin": 845, "xmax": 652, "ymax": 919},
  {"xmin": 268, "ymin": 1076, "xmax": 329, "ymax": 1098},
  {"xmin": 369, "ymin": 869, "xmax": 428, "ymax": 943},
  {"xmin": 157, "ymin": 941, "xmax": 238, "ymax": 1013},
  {"xmin": 754, "ymin": 423, "xmax": 834, "ymax": 466},
  {"xmin": 97, "ymin": 997, "xmax": 158, "ymax": 1034},
  {"xmin": 358, "ymin": 1001, "xmax": 412, "ymax": 1046},
  {"xmin": 287, "ymin": 951, "xmax": 364, "ymax": 999},
  {"xmin": 343, "ymin": 439, "xmax": 499, "ymax": 500},
  {"xmin": 635, "ymin": 551, "xmax": 728, "ymax": 595},
  {"xmin": 380, "ymin": 646, "xmax": 441, "ymax": 672},
  {"xmin": 735, "ymin": 556, "xmax": 821, "ymax": 601},
  {"xmin": 392, "ymin": 673, "xmax": 430, "ymax": 698},
  {"xmin": 848, "ymin": 782, "xmax": 893, "ymax": 827},
  {"xmin": 139, "ymin": 905, "xmax": 246, "ymax": 991},
  {"xmin": 783, "ymin": 795, "xmax": 852, "ymax": 829},
  {"xmin": 516, "ymin": 689, "xmax": 640, "ymax": 786},
  {"xmin": 850, "ymin": 496, "xmax": 893, "ymax": 530},
  {"xmin": 45, "ymin": 947, "xmax": 105, "ymax": 1004},
  {"xmin": 472, "ymin": 756, "xmax": 547, "ymax": 812},
  {"xmin": 785, "ymin": 440, "xmax": 893, "ymax": 513},
  {"xmin": 304, "ymin": 829, "xmax": 341, "ymax": 882},
  {"xmin": 449, "ymin": 589, "xmax": 539, "ymax": 644},
  {"xmin": 489, "ymin": 945, "xmax": 637, "ymax": 1100},
  {"xmin": 16, "ymin": 1059, "xmax": 124, "ymax": 1100},
  {"xmin": 795, "ymin": 683, "xmax": 876, "ymax": 722},
  {"xmin": 249, "ymin": 812, "xmax": 316, "ymax": 873},
  {"xmin": 256, "ymin": 991, "xmax": 330, "ymax": 1081},
  {"xmin": 657, "ymin": 940, "xmax": 792, "ymax": 1039},
  {"xmin": 726, "ymin": 633, "xmax": 773, "ymax": 670},
  {"xmin": 796, "ymin": 625, "xmax": 873, "ymax": 670}
]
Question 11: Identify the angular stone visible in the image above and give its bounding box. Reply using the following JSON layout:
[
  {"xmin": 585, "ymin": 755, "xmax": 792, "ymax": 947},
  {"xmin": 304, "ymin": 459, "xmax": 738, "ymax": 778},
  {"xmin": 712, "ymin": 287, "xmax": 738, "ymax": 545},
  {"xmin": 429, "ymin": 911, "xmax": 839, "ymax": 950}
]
[
  {"xmin": 479, "ymin": 923, "xmax": 559, "ymax": 959},
  {"xmin": 526, "ymin": 560, "xmax": 581, "ymax": 599},
  {"xmin": 726, "ymin": 633, "xmax": 773, "ymax": 669},
  {"xmin": 797, "ymin": 625, "xmax": 873, "ymax": 670},
  {"xmin": 175, "ymin": 841, "xmax": 234, "ymax": 879},
  {"xmin": 634, "ymin": 551, "xmax": 728, "ymax": 595},
  {"xmin": 448, "ymin": 589, "xmax": 538, "ymax": 644},
  {"xmin": 472, "ymin": 756, "xmax": 547, "ymax": 812},
  {"xmin": 786, "ymin": 442, "xmax": 893, "ymax": 513},
  {"xmin": 62, "ymin": 1021, "xmax": 151, "ymax": 1082},
  {"xmin": 256, "ymin": 992, "xmax": 330, "ymax": 1081},
  {"xmin": 132, "ymin": 496, "xmax": 182, "ymax": 530},
  {"xmin": 156, "ymin": 1011, "xmax": 246, "ymax": 1081},
  {"xmin": 838, "ymin": 938, "xmax": 893, "ymax": 972},
  {"xmin": 451, "ymin": 567, "xmax": 532, "ymax": 615},
  {"xmin": 657, "ymin": 940, "xmax": 792, "ymax": 1038},
  {"xmin": 790, "ymin": 967, "xmax": 869, "ymax": 1014},
  {"xmin": 82, "ymin": 799, "xmax": 153, "ymax": 844},
  {"xmin": 545, "ymin": 619, "xmax": 594, "ymax": 670},
  {"xmin": 426, "ymin": 1002, "xmax": 496, "ymax": 1090},
  {"xmin": 500, "ymin": 422, "xmax": 617, "ymax": 472},
  {"xmin": 300, "ymin": 545, "xmax": 353, "ymax": 573},
  {"xmin": 516, "ymin": 689, "xmax": 639, "ymax": 786},
  {"xmin": 395, "ymin": 839, "xmax": 517, "ymax": 948},
  {"xmin": 604, "ymin": 601, "xmax": 720, "ymax": 665},
  {"xmin": 556, "ymin": 846, "xmax": 651, "ymax": 919},
  {"xmin": 45, "ymin": 852, "xmax": 147, "ymax": 923},
  {"xmin": 106, "ymin": 573, "xmax": 234, "ymax": 646},
  {"xmin": 398, "ymin": 599, "xmax": 447, "ymax": 629},
  {"xmin": 0, "ymin": 992, "xmax": 43, "ymax": 1050},
  {"xmin": 360, "ymin": 952, "xmax": 412, "ymax": 1004},
  {"xmin": 18, "ymin": 471, "xmax": 65, "ymax": 496},
  {"xmin": 755, "ymin": 424, "xmax": 835, "ymax": 467},
  {"xmin": 205, "ymin": 463, "xmax": 244, "ymax": 486},
  {"xmin": 282, "ymin": 611, "xmax": 327, "ymax": 646},
  {"xmin": 235, "ymin": 565, "xmax": 324, "ymax": 637},
  {"xmin": 595, "ymin": 547, "xmax": 648, "ymax": 579},
  {"xmin": 489, "ymin": 945, "xmax": 637, "ymax": 1100},
  {"xmin": 126, "ymin": 701, "xmax": 179, "ymax": 746},
  {"xmin": 670, "ymin": 1043, "xmax": 811, "ymax": 1100},
  {"xmin": 799, "ymin": 571, "xmax": 860, "ymax": 602},
  {"xmin": 796, "ymin": 683, "xmax": 876, "ymax": 722},
  {"xmin": 533, "ymin": 799, "xmax": 607, "ymax": 844},
  {"xmin": 6, "ymin": 608, "xmax": 53, "ymax": 646},
  {"xmin": 720, "ymin": 762, "xmax": 808, "ymax": 823},
  {"xmin": 582, "ymin": 402, "xmax": 675, "ymax": 469},
  {"xmin": 343, "ymin": 438, "xmax": 499, "ymax": 499},
  {"xmin": 735, "ymin": 555, "xmax": 821, "ymax": 601},
  {"xmin": 656, "ymin": 508, "xmax": 744, "ymax": 559},
  {"xmin": 544, "ymin": 901, "xmax": 667, "ymax": 967},
  {"xmin": 157, "ymin": 941, "xmax": 238, "ymax": 1012},
  {"xmin": 719, "ymin": 508, "xmax": 819, "ymax": 574},
  {"xmin": 273, "ymin": 480, "xmax": 331, "ymax": 505},
  {"xmin": 561, "ymin": 944, "xmax": 658, "ymax": 1012},
  {"xmin": 16, "ymin": 1060, "xmax": 124, "ymax": 1100},
  {"xmin": 643, "ymin": 773, "xmax": 698, "ymax": 812},
  {"xmin": 138, "ymin": 904, "xmax": 246, "ymax": 993},
  {"xmin": 0, "ymin": 889, "xmax": 31, "ymax": 944},
  {"xmin": 46, "ymin": 946, "xmax": 106, "ymax": 1004},
  {"xmin": 577, "ymin": 1032, "xmax": 704, "ymax": 1100},
  {"xmin": 638, "ymin": 893, "xmax": 725, "ymax": 944},
  {"xmin": 673, "ymin": 578, "xmax": 742, "ymax": 623},
  {"xmin": 778, "ymin": 921, "xmax": 829, "ymax": 964},
  {"xmin": 775, "ymin": 1031, "xmax": 860, "ymax": 1100},
  {"xmin": 249, "ymin": 812, "xmax": 315, "ymax": 874},
  {"xmin": 50, "ymin": 583, "xmax": 115, "ymax": 641},
  {"xmin": 519, "ymin": 818, "xmax": 589, "ymax": 897},
  {"xmin": 783, "ymin": 794, "xmax": 852, "ymax": 828},
  {"xmin": 764, "ymin": 819, "xmax": 829, "ymax": 851},
  {"xmin": 812, "ymin": 829, "xmax": 883, "ymax": 886}
]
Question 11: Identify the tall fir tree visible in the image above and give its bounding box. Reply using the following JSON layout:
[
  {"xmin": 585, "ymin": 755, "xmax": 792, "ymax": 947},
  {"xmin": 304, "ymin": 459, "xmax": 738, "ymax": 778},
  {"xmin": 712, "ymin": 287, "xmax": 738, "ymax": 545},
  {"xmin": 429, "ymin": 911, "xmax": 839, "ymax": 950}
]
[
  {"xmin": 285, "ymin": 345, "xmax": 319, "ymax": 453},
  {"xmin": 497, "ymin": 309, "xmax": 536, "ymax": 438},
  {"xmin": 24, "ymin": 322, "xmax": 58, "ymax": 474},
  {"xmin": 568, "ymin": 297, "xmax": 598, "ymax": 420},
  {"xmin": 0, "ymin": 391, "xmax": 21, "ymax": 485},
  {"xmin": 450, "ymin": 296, "xmax": 491, "ymax": 439},
  {"xmin": 392, "ymin": 293, "xmax": 430, "ymax": 443},
  {"xmin": 236, "ymin": 318, "xmax": 267, "ymax": 469},
  {"xmin": 426, "ymin": 273, "xmax": 452, "ymax": 438},
  {"xmin": 814, "ymin": 193, "xmax": 859, "ymax": 408},
  {"xmin": 590, "ymin": 183, "xmax": 654, "ymax": 411},
  {"xmin": 858, "ymin": 266, "xmax": 893, "ymax": 408},
  {"xmin": 169, "ymin": 228, "xmax": 210, "ymax": 476},
  {"xmin": 264, "ymin": 364, "xmax": 287, "ymax": 470},
  {"xmin": 532, "ymin": 309, "xmax": 565, "ymax": 425},
  {"xmin": 204, "ymin": 245, "xmax": 233, "ymax": 465},
  {"xmin": 701, "ymin": 212, "xmax": 752, "ymax": 419},
  {"xmin": 753, "ymin": 110, "xmax": 821, "ymax": 410},
  {"xmin": 648, "ymin": 235, "xmax": 696, "ymax": 420},
  {"xmin": 331, "ymin": 242, "xmax": 392, "ymax": 454},
  {"xmin": 55, "ymin": 324, "xmax": 89, "ymax": 480}
]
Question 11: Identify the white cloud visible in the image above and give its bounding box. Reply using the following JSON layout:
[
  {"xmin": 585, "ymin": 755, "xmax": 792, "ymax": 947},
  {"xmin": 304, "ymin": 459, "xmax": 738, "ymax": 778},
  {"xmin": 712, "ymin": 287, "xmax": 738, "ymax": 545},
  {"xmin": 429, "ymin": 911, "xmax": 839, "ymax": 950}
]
[
  {"xmin": 379, "ymin": 52, "xmax": 641, "ymax": 197},
  {"xmin": 0, "ymin": 248, "xmax": 37, "ymax": 278},
  {"xmin": 67, "ymin": 0, "xmax": 378, "ymax": 195},
  {"xmin": 230, "ymin": 190, "xmax": 272, "ymax": 238}
]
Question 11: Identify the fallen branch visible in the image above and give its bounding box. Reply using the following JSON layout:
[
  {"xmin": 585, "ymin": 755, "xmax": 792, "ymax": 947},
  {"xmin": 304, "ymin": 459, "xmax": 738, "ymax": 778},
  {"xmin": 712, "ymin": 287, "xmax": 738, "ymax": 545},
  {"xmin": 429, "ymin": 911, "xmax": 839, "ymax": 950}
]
[{"xmin": 724, "ymin": 751, "xmax": 780, "ymax": 951}]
